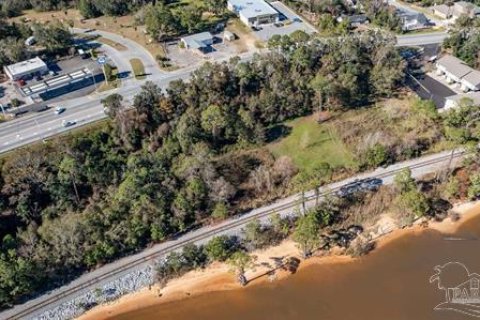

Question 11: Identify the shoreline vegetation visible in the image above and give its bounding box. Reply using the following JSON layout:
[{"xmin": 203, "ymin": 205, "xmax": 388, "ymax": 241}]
[{"xmin": 78, "ymin": 200, "xmax": 480, "ymax": 320}]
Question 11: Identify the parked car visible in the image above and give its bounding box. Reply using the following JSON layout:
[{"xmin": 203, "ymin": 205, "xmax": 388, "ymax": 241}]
[
  {"xmin": 62, "ymin": 120, "xmax": 76, "ymax": 127},
  {"xmin": 17, "ymin": 79, "xmax": 26, "ymax": 86},
  {"xmin": 293, "ymin": 17, "xmax": 302, "ymax": 23},
  {"xmin": 54, "ymin": 106, "xmax": 66, "ymax": 115}
]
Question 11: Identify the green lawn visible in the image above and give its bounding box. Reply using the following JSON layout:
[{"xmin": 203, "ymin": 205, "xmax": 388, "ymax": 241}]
[
  {"xmin": 130, "ymin": 58, "xmax": 146, "ymax": 80},
  {"xmin": 268, "ymin": 116, "xmax": 357, "ymax": 175}
]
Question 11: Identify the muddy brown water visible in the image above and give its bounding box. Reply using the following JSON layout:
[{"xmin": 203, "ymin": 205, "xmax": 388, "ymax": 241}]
[{"xmin": 111, "ymin": 214, "xmax": 480, "ymax": 320}]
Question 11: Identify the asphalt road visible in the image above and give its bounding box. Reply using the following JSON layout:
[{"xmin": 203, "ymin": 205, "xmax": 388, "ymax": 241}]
[
  {"xmin": 396, "ymin": 32, "xmax": 447, "ymax": 46},
  {"xmin": 1, "ymin": 147, "xmax": 465, "ymax": 320},
  {"xmin": 0, "ymin": 32, "xmax": 448, "ymax": 155},
  {"xmin": 0, "ymin": 30, "xmax": 454, "ymax": 319}
]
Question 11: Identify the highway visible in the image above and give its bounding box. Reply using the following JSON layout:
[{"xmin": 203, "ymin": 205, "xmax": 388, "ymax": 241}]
[
  {"xmin": 0, "ymin": 32, "xmax": 448, "ymax": 155},
  {"xmin": 1, "ymin": 147, "xmax": 465, "ymax": 320}
]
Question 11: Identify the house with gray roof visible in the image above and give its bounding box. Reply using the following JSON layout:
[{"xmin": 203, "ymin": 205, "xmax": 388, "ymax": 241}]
[
  {"xmin": 180, "ymin": 32, "xmax": 214, "ymax": 53},
  {"xmin": 397, "ymin": 10, "xmax": 431, "ymax": 31},
  {"xmin": 436, "ymin": 54, "xmax": 480, "ymax": 92},
  {"xmin": 436, "ymin": 55, "xmax": 472, "ymax": 83},
  {"xmin": 227, "ymin": 0, "xmax": 280, "ymax": 27},
  {"xmin": 461, "ymin": 70, "xmax": 480, "ymax": 92}
]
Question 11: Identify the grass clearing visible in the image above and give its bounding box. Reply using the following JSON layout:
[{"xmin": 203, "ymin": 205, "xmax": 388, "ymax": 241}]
[
  {"xmin": 268, "ymin": 116, "xmax": 357, "ymax": 175},
  {"xmin": 96, "ymin": 37, "xmax": 128, "ymax": 51},
  {"xmin": 130, "ymin": 59, "xmax": 146, "ymax": 80},
  {"xmin": 97, "ymin": 64, "xmax": 121, "ymax": 92}
]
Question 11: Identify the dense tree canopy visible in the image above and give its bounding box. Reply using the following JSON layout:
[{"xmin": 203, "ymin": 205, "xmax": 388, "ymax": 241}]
[{"xmin": 0, "ymin": 32, "xmax": 406, "ymax": 307}]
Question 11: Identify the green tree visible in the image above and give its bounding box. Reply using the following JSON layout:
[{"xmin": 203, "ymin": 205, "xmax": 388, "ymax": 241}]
[
  {"xmin": 78, "ymin": 0, "xmax": 101, "ymax": 18},
  {"xmin": 363, "ymin": 144, "xmax": 389, "ymax": 168},
  {"xmin": 398, "ymin": 189, "xmax": 430, "ymax": 218},
  {"xmin": 227, "ymin": 251, "xmax": 254, "ymax": 277},
  {"xmin": 101, "ymin": 93, "xmax": 123, "ymax": 118},
  {"xmin": 201, "ymin": 104, "xmax": 227, "ymax": 140},
  {"xmin": 211, "ymin": 202, "xmax": 228, "ymax": 220},
  {"xmin": 33, "ymin": 23, "xmax": 73, "ymax": 53},
  {"xmin": 176, "ymin": 5, "xmax": 203, "ymax": 33},
  {"xmin": 310, "ymin": 73, "xmax": 330, "ymax": 112},
  {"xmin": 292, "ymin": 210, "xmax": 321, "ymax": 258},
  {"xmin": 394, "ymin": 168, "xmax": 416, "ymax": 193},
  {"xmin": 468, "ymin": 173, "xmax": 480, "ymax": 200},
  {"xmin": 145, "ymin": 3, "xmax": 176, "ymax": 41},
  {"xmin": 204, "ymin": 235, "xmax": 235, "ymax": 262},
  {"xmin": 243, "ymin": 219, "xmax": 265, "ymax": 249}
]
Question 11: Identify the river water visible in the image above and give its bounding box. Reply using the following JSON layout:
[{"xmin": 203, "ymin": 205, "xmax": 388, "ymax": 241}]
[{"xmin": 112, "ymin": 213, "xmax": 480, "ymax": 320}]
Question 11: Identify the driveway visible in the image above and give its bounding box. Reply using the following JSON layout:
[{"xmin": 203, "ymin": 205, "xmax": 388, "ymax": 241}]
[
  {"xmin": 412, "ymin": 73, "xmax": 457, "ymax": 108},
  {"xmin": 72, "ymin": 28, "xmax": 163, "ymax": 79},
  {"xmin": 253, "ymin": 1, "xmax": 317, "ymax": 41}
]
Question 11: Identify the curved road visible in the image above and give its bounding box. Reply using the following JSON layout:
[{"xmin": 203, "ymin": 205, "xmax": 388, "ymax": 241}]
[
  {"xmin": 0, "ymin": 30, "xmax": 452, "ymax": 319},
  {"xmin": 72, "ymin": 28, "xmax": 163, "ymax": 77},
  {"xmin": 0, "ymin": 32, "xmax": 447, "ymax": 155}
]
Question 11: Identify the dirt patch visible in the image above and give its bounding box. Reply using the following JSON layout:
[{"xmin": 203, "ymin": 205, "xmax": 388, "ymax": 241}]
[{"xmin": 10, "ymin": 9, "xmax": 166, "ymax": 59}]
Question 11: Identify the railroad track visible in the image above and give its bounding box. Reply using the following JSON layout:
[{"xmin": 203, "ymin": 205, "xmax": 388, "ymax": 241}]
[{"xmin": 5, "ymin": 149, "xmax": 466, "ymax": 320}]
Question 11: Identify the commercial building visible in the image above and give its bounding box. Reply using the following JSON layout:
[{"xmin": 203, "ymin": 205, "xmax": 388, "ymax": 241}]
[
  {"xmin": 227, "ymin": 0, "xmax": 280, "ymax": 27},
  {"xmin": 436, "ymin": 54, "xmax": 480, "ymax": 92},
  {"xmin": 180, "ymin": 32, "xmax": 214, "ymax": 52},
  {"xmin": 3, "ymin": 57, "xmax": 49, "ymax": 81}
]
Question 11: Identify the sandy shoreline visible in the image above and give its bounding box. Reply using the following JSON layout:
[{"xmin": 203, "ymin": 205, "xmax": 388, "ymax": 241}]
[{"xmin": 78, "ymin": 200, "xmax": 480, "ymax": 320}]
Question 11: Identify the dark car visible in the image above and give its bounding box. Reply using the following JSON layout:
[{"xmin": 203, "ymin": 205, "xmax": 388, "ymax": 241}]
[
  {"xmin": 360, "ymin": 178, "xmax": 383, "ymax": 191},
  {"xmin": 337, "ymin": 178, "xmax": 383, "ymax": 197}
]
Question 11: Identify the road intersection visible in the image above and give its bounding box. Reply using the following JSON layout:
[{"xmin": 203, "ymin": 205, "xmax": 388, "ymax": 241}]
[{"xmin": 0, "ymin": 32, "xmax": 448, "ymax": 155}]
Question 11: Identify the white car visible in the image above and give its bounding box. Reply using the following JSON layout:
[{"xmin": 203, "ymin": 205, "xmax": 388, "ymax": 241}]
[
  {"xmin": 62, "ymin": 120, "xmax": 76, "ymax": 127},
  {"xmin": 54, "ymin": 106, "xmax": 66, "ymax": 115}
]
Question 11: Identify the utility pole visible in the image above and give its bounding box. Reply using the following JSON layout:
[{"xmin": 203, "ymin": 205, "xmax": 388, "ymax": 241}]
[{"xmin": 0, "ymin": 104, "xmax": 6, "ymax": 119}]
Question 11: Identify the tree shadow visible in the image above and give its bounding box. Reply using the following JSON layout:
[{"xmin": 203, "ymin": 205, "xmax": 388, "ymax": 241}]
[{"xmin": 265, "ymin": 124, "xmax": 292, "ymax": 143}]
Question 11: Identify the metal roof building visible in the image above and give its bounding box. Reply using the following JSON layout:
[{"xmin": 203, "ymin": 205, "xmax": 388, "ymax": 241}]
[
  {"xmin": 436, "ymin": 55, "xmax": 473, "ymax": 83},
  {"xmin": 227, "ymin": 0, "xmax": 279, "ymax": 27},
  {"xmin": 181, "ymin": 32, "xmax": 214, "ymax": 50},
  {"xmin": 461, "ymin": 70, "xmax": 480, "ymax": 91},
  {"xmin": 3, "ymin": 57, "xmax": 49, "ymax": 81},
  {"xmin": 436, "ymin": 54, "xmax": 480, "ymax": 92}
]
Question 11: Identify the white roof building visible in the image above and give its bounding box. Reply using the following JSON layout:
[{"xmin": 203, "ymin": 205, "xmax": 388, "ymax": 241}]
[
  {"xmin": 227, "ymin": 0, "xmax": 279, "ymax": 27},
  {"xmin": 3, "ymin": 57, "xmax": 48, "ymax": 81}
]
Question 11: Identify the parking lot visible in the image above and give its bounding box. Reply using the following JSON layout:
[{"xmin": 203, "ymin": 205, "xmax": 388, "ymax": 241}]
[
  {"xmin": 166, "ymin": 33, "xmax": 247, "ymax": 68},
  {"xmin": 20, "ymin": 56, "xmax": 100, "ymax": 102},
  {"xmin": 253, "ymin": 1, "xmax": 317, "ymax": 41}
]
